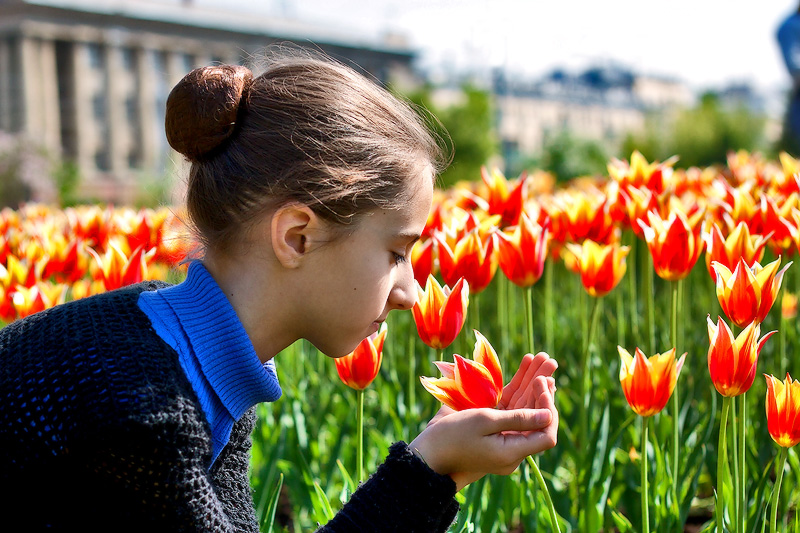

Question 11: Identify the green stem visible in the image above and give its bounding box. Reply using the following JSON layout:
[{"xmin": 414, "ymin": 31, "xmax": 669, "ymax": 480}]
[
  {"xmin": 407, "ymin": 335, "xmax": 416, "ymax": 440},
  {"xmin": 730, "ymin": 394, "xmax": 740, "ymax": 527},
  {"xmin": 670, "ymin": 280, "xmax": 680, "ymax": 500},
  {"xmin": 738, "ymin": 392, "xmax": 747, "ymax": 533},
  {"xmin": 527, "ymin": 456, "xmax": 562, "ymax": 533},
  {"xmin": 770, "ymin": 447, "xmax": 788, "ymax": 533},
  {"xmin": 645, "ymin": 250, "xmax": 655, "ymax": 355},
  {"xmin": 525, "ymin": 285, "xmax": 535, "ymax": 355},
  {"xmin": 642, "ymin": 416, "xmax": 651, "ymax": 533},
  {"xmin": 499, "ymin": 275, "xmax": 509, "ymax": 359},
  {"xmin": 717, "ymin": 397, "xmax": 731, "ymax": 533},
  {"xmin": 628, "ymin": 232, "xmax": 640, "ymax": 339},
  {"xmin": 580, "ymin": 296, "xmax": 602, "ymax": 444},
  {"xmin": 545, "ymin": 258, "xmax": 554, "ymax": 354},
  {"xmin": 356, "ymin": 388, "xmax": 365, "ymax": 483},
  {"xmin": 616, "ymin": 274, "xmax": 624, "ymax": 347}
]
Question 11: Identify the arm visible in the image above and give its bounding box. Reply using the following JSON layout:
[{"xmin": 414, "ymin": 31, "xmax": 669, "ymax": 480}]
[
  {"xmin": 316, "ymin": 353, "xmax": 558, "ymax": 532},
  {"xmin": 317, "ymin": 442, "xmax": 459, "ymax": 533},
  {"xmin": 411, "ymin": 352, "xmax": 559, "ymax": 491}
]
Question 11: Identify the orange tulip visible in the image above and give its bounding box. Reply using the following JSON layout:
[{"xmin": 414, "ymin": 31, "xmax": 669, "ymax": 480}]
[
  {"xmin": 607, "ymin": 150, "xmax": 677, "ymax": 194},
  {"xmin": 11, "ymin": 282, "xmax": 67, "ymax": 319},
  {"xmin": 420, "ymin": 330, "xmax": 503, "ymax": 411},
  {"xmin": 704, "ymin": 220, "xmax": 771, "ymax": 281},
  {"xmin": 618, "ymin": 346, "xmax": 686, "ymax": 417},
  {"xmin": 480, "ymin": 166, "xmax": 528, "ymax": 226},
  {"xmin": 764, "ymin": 372, "xmax": 800, "ymax": 448},
  {"xmin": 335, "ymin": 324, "xmax": 387, "ymax": 391},
  {"xmin": 565, "ymin": 239, "xmax": 629, "ymax": 297},
  {"xmin": 712, "ymin": 257, "xmax": 791, "ymax": 328},
  {"xmin": 707, "ymin": 316, "xmax": 775, "ymax": 397},
  {"xmin": 410, "ymin": 238, "xmax": 435, "ymax": 288},
  {"xmin": 412, "ymin": 275, "xmax": 469, "ymax": 350},
  {"xmin": 435, "ymin": 227, "xmax": 497, "ymax": 294},
  {"xmin": 88, "ymin": 242, "xmax": 156, "ymax": 291},
  {"xmin": 638, "ymin": 209, "xmax": 705, "ymax": 281},
  {"xmin": 495, "ymin": 212, "xmax": 549, "ymax": 287}
]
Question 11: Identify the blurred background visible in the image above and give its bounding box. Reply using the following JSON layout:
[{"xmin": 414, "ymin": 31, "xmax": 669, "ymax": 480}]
[{"xmin": 0, "ymin": 0, "xmax": 797, "ymax": 207}]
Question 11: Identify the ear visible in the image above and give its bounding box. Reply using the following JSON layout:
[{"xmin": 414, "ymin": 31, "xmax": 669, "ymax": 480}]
[{"xmin": 270, "ymin": 204, "xmax": 320, "ymax": 268}]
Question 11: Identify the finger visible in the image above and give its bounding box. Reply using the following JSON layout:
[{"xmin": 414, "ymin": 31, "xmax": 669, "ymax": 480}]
[
  {"xmin": 479, "ymin": 407, "xmax": 553, "ymax": 435},
  {"xmin": 501, "ymin": 353, "xmax": 552, "ymax": 409},
  {"xmin": 497, "ymin": 421, "xmax": 559, "ymax": 460}
]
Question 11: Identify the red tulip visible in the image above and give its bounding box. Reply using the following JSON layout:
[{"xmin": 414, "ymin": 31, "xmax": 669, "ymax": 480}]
[
  {"xmin": 420, "ymin": 330, "xmax": 503, "ymax": 411},
  {"xmin": 335, "ymin": 324, "xmax": 387, "ymax": 391}
]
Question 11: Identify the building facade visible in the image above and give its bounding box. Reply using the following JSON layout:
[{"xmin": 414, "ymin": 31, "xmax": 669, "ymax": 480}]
[{"xmin": 0, "ymin": 0, "xmax": 418, "ymax": 203}]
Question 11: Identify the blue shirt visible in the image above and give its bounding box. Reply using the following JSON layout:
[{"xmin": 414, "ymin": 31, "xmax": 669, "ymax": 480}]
[{"xmin": 137, "ymin": 261, "xmax": 281, "ymax": 466}]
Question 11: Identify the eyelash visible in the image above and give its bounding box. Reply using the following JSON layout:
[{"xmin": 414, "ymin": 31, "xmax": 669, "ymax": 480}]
[{"xmin": 393, "ymin": 252, "xmax": 408, "ymax": 265}]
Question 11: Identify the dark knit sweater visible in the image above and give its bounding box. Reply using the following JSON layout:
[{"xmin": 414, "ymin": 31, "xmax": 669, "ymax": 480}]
[{"xmin": 0, "ymin": 282, "xmax": 459, "ymax": 532}]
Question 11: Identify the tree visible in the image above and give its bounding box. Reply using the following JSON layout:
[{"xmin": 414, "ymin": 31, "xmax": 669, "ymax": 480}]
[
  {"xmin": 622, "ymin": 92, "xmax": 768, "ymax": 168},
  {"xmin": 401, "ymin": 84, "xmax": 498, "ymax": 189}
]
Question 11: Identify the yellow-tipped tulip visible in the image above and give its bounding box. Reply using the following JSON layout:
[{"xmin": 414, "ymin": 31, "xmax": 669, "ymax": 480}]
[
  {"xmin": 412, "ymin": 275, "xmax": 469, "ymax": 350},
  {"xmin": 335, "ymin": 324, "xmax": 387, "ymax": 391},
  {"xmin": 565, "ymin": 239, "xmax": 629, "ymax": 297},
  {"xmin": 420, "ymin": 330, "xmax": 503, "ymax": 411},
  {"xmin": 638, "ymin": 209, "xmax": 705, "ymax": 281},
  {"xmin": 764, "ymin": 372, "xmax": 800, "ymax": 448},
  {"xmin": 495, "ymin": 212, "xmax": 549, "ymax": 287},
  {"xmin": 707, "ymin": 316, "xmax": 775, "ymax": 397},
  {"xmin": 712, "ymin": 257, "xmax": 791, "ymax": 328},
  {"xmin": 618, "ymin": 346, "xmax": 686, "ymax": 417},
  {"xmin": 704, "ymin": 220, "xmax": 770, "ymax": 281}
]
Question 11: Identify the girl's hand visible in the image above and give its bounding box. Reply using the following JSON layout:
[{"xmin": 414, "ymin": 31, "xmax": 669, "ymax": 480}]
[{"xmin": 409, "ymin": 352, "xmax": 558, "ymax": 491}]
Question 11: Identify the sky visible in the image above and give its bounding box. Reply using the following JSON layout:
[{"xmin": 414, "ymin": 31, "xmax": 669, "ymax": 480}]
[{"xmin": 197, "ymin": 0, "xmax": 799, "ymax": 92}]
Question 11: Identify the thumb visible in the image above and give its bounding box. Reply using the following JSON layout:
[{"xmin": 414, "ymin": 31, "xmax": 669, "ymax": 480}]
[{"xmin": 482, "ymin": 408, "xmax": 552, "ymax": 434}]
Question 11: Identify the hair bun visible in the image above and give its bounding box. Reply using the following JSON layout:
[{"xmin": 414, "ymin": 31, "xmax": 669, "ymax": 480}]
[{"xmin": 165, "ymin": 65, "xmax": 253, "ymax": 160}]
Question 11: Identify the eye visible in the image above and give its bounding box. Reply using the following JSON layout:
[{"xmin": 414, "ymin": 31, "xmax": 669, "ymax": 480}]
[{"xmin": 392, "ymin": 252, "xmax": 408, "ymax": 265}]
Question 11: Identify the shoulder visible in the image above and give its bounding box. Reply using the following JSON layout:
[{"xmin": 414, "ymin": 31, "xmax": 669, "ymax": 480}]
[{"xmin": 0, "ymin": 279, "xmax": 188, "ymax": 414}]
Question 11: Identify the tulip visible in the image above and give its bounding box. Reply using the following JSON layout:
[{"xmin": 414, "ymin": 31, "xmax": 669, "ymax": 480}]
[
  {"xmin": 712, "ymin": 257, "xmax": 791, "ymax": 328},
  {"xmin": 765, "ymin": 372, "xmax": 800, "ymax": 448},
  {"xmin": 704, "ymin": 220, "xmax": 770, "ymax": 281},
  {"xmin": 638, "ymin": 209, "xmax": 705, "ymax": 281},
  {"xmin": 707, "ymin": 316, "xmax": 775, "ymax": 397},
  {"xmin": 495, "ymin": 212, "xmax": 549, "ymax": 288},
  {"xmin": 607, "ymin": 150, "xmax": 676, "ymax": 194},
  {"xmin": 334, "ymin": 323, "xmax": 387, "ymax": 391},
  {"xmin": 565, "ymin": 239, "xmax": 629, "ymax": 297},
  {"xmin": 420, "ymin": 330, "xmax": 503, "ymax": 411},
  {"xmin": 764, "ymin": 372, "xmax": 800, "ymax": 533},
  {"xmin": 410, "ymin": 238, "xmax": 435, "ymax": 289},
  {"xmin": 11, "ymin": 283, "xmax": 67, "ymax": 319},
  {"xmin": 480, "ymin": 166, "xmax": 528, "ymax": 226},
  {"xmin": 335, "ymin": 323, "xmax": 387, "ymax": 484},
  {"xmin": 88, "ymin": 242, "xmax": 156, "ymax": 291},
  {"xmin": 411, "ymin": 275, "xmax": 469, "ymax": 350},
  {"xmin": 435, "ymin": 226, "xmax": 497, "ymax": 294},
  {"xmin": 618, "ymin": 346, "xmax": 686, "ymax": 417}
]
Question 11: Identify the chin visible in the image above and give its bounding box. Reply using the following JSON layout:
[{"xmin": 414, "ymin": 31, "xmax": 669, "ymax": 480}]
[{"xmin": 312, "ymin": 340, "xmax": 360, "ymax": 359}]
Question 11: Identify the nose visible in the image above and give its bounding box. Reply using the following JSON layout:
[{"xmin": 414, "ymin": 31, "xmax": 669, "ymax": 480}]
[{"xmin": 390, "ymin": 261, "xmax": 417, "ymax": 311}]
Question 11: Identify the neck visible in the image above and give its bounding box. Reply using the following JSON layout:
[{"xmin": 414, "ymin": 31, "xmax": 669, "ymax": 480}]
[{"xmin": 202, "ymin": 250, "xmax": 299, "ymax": 363}]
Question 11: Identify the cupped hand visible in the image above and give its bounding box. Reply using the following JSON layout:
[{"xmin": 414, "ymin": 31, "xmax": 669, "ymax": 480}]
[{"xmin": 410, "ymin": 352, "xmax": 559, "ymax": 491}]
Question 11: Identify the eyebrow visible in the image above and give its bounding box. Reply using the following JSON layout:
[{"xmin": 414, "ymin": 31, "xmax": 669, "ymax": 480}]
[{"xmin": 395, "ymin": 231, "xmax": 421, "ymax": 245}]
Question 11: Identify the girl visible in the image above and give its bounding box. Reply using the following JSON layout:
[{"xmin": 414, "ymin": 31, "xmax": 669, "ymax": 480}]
[{"xmin": 0, "ymin": 51, "xmax": 558, "ymax": 531}]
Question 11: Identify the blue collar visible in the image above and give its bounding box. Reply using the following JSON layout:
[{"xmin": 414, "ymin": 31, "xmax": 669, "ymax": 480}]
[{"xmin": 138, "ymin": 261, "xmax": 281, "ymax": 464}]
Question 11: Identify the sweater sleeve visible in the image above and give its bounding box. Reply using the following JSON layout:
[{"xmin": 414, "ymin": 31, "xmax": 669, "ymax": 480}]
[
  {"xmin": 209, "ymin": 408, "xmax": 261, "ymax": 533},
  {"xmin": 318, "ymin": 442, "xmax": 459, "ymax": 533}
]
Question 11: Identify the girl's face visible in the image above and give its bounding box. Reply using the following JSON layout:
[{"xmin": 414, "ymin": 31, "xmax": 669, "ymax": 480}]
[{"xmin": 300, "ymin": 166, "xmax": 434, "ymax": 358}]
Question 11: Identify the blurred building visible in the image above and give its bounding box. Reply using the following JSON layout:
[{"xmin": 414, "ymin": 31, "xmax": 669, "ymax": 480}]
[
  {"xmin": 0, "ymin": 0, "xmax": 418, "ymax": 203},
  {"xmin": 492, "ymin": 64, "xmax": 694, "ymax": 162}
]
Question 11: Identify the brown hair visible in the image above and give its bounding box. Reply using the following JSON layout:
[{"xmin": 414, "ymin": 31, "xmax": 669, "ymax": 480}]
[{"xmin": 165, "ymin": 51, "xmax": 446, "ymax": 254}]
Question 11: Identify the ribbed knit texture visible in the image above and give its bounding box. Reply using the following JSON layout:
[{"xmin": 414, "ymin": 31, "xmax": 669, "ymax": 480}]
[{"xmin": 138, "ymin": 261, "xmax": 281, "ymax": 465}]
